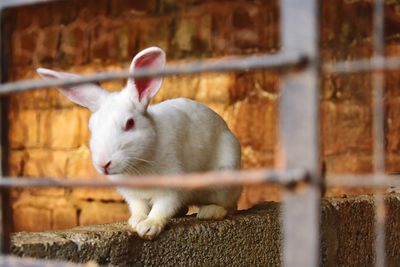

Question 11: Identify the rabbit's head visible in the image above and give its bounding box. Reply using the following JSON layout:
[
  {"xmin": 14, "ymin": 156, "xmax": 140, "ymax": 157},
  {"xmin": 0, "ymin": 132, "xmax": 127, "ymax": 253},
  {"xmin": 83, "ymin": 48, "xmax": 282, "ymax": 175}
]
[{"xmin": 37, "ymin": 47, "xmax": 166, "ymax": 175}]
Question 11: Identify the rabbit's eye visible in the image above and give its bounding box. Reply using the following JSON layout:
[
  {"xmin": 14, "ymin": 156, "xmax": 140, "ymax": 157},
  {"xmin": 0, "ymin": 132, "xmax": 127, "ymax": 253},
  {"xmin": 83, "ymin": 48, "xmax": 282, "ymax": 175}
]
[{"xmin": 124, "ymin": 118, "xmax": 135, "ymax": 131}]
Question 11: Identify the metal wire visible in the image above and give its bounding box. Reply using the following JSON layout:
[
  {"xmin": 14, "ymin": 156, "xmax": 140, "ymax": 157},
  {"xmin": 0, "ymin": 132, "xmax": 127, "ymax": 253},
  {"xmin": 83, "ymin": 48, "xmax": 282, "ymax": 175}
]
[
  {"xmin": 4, "ymin": 55, "xmax": 400, "ymax": 96},
  {"xmin": 0, "ymin": 52, "xmax": 307, "ymax": 95},
  {"xmin": 0, "ymin": 169, "xmax": 307, "ymax": 189},
  {"xmin": 327, "ymin": 174, "xmax": 400, "ymax": 188},
  {"xmin": 324, "ymin": 57, "xmax": 400, "ymax": 74},
  {"xmin": 3, "ymin": 55, "xmax": 400, "ymax": 96}
]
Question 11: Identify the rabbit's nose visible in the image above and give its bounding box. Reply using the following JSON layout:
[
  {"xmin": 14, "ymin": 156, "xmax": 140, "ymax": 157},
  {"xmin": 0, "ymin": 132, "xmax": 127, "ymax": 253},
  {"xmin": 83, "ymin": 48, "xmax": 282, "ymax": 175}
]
[{"xmin": 102, "ymin": 161, "xmax": 112, "ymax": 174}]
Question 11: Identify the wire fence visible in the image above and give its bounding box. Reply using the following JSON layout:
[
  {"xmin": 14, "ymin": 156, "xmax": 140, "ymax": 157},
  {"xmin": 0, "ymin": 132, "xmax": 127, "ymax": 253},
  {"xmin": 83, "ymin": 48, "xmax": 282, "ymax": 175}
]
[{"xmin": 0, "ymin": 0, "xmax": 393, "ymax": 266}]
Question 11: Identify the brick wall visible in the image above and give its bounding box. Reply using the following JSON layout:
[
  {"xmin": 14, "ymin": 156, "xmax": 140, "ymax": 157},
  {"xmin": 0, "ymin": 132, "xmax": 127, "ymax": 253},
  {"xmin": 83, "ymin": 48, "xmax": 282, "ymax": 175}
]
[{"xmin": 4, "ymin": 0, "xmax": 400, "ymax": 231}]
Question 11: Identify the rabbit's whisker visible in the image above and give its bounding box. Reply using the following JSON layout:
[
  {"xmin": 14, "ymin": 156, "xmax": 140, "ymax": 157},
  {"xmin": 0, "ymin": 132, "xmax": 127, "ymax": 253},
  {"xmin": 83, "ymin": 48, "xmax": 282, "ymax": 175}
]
[{"xmin": 131, "ymin": 156, "xmax": 155, "ymax": 164}]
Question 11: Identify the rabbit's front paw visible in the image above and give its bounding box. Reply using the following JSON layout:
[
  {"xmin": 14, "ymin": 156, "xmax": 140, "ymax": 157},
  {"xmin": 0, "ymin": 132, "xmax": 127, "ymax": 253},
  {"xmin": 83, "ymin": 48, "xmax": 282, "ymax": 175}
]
[
  {"xmin": 128, "ymin": 213, "xmax": 147, "ymax": 229},
  {"xmin": 136, "ymin": 218, "xmax": 166, "ymax": 240}
]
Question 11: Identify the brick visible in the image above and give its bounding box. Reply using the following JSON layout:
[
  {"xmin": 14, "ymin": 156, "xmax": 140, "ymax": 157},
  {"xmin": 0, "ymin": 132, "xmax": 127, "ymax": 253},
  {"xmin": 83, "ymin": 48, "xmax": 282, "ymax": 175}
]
[
  {"xmin": 71, "ymin": 188, "xmax": 123, "ymax": 202},
  {"xmin": 232, "ymin": 6, "xmax": 254, "ymax": 30},
  {"xmin": 232, "ymin": 72, "xmax": 279, "ymax": 103},
  {"xmin": 228, "ymin": 98, "xmax": 277, "ymax": 152},
  {"xmin": 34, "ymin": 4, "xmax": 54, "ymax": 27},
  {"xmin": 13, "ymin": 190, "xmax": 69, "ymax": 209},
  {"xmin": 124, "ymin": 21, "xmax": 141, "ymax": 60},
  {"xmin": 8, "ymin": 66, "xmax": 125, "ymax": 110},
  {"xmin": 195, "ymin": 73, "xmax": 232, "ymax": 103},
  {"xmin": 53, "ymin": 206, "xmax": 77, "ymax": 230},
  {"xmin": 209, "ymin": 5, "xmax": 233, "ymax": 55},
  {"xmin": 38, "ymin": 108, "xmax": 82, "ymax": 149},
  {"xmin": 385, "ymin": 70, "xmax": 400, "ymax": 99},
  {"xmin": 321, "ymin": 73, "xmax": 372, "ymax": 103},
  {"xmin": 137, "ymin": 17, "xmax": 172, "ymax": 55},
  {"xmin": 51, "ymin": 0, "xmax": 78, "ymax": 24},
  {"xmin": 172, "ymin": 13, "xmax": 212, "ymax": 56},
  {"xmin": 387, "ymin": 153, "xmax": 400, "ymax": 174},
  {"xmin": 79, "ymin": 201, "xmax": 130, "ymax": 226},
  {"xmin": 79, "ymin": 109, "xmax": 91, "ymax": 145},
  {"xmin": 321, "ymin": 101, "xmax": 372, "ymax": 156},
  {"xmin": 322, "ymin": 42, "xmax": 372, "ymax": 62},
  {"xmin": 60, "ymin": 23, "xmax": 89, "ymax": 65},
  {"xmin": 98, "ymin": 70, "xmax": 126, "ymax": 92},
  {"xmin": 73, "ymin": 109, "xmax": 88, "ymax": 146},
  {"xmin": 77, "ymin": 0, "xmax": 109, "ymax": 19},
  {"xmin": 23, "ymin": 149, "xmax": 69, "ymax": 178},
  {"xmin": 258, "ymin": 1, "xmax": 280, "ymax": 52},
  {"xmin": 231, "ymin": 5, "xmax": 261, "ymax": 50},
  {"xmin": 89, "ymin": 20, "xmax": 119, "ymax": 62},
  {"xmin": 7, "ymin": 67, "xmax": 75, "ymax": 109},
  {"xmin": 13, "ymin": 206, "xmax": 52, "ymax": 232},
  {"xmin": 20, "ymin": 29, "xmax": 39, "ymax": 54},
  {"xmin": 8, "ymin": 151, "xmax": 25, "ymax": 177},
  {"xmin": 13, "ymin": 187, "xmax": 67, "ymax": 204},
  {"xmin": 66, "ymin": 146, "xmax": 101, "ymax": 179},
  {"xmin": 238, "ymin": 184, "xmax": 281, "ymax": 210},
  {"xmin": 8, "ymin": 110, "xmax": 39, "ymax": 149},
  {"xmin": 320, "ymin": 0, "xmax": 373, "ymax": 60},
  {"xmin": 11, "ymin": 30, "xmax": 38, "ymax": 65},
  {"xmin": 324, "ymin": 153, "xmax": 373, "ymax": 174},
  {"xmin": 325, "ymin": 187, "xmax": 376, "ymax": 198},
  {"xmin": 12, "ymin": 187, "xmax": 65, "ymax": 224},
  {"xmin": 241, "ymin": 146, "xmax": 275, "ymax": 169},
  {"xmin": 115, "ymin": 26, "xmax": 130, "ymax": 61},
  {"xmin": 157, "ymin": 0, "xmax": 185, "ymax": 14},
  {"xmin": 205, "ymin": 103, "xmax": 227, "ymax": 118},
  {"xmin": 157, "ymin": 0, "xmax": 213, "ymax": 15},
  {"xmin": 8, "ymin": 89, "xmax": 75, "ymax": 110},
  {"xmin": 387, "ymin": 98, "xmax": 400, "ymax": 153},
  {"xmin": 35, "ymin": 26, "xmax": 61, "ymax": 64},
  {"xmin": 154, "ymin": 75, "xmax": 199, "ymax": 103},
  {"xmin": 110, "ymin": 0, "xmax": 157, "ymax": 16},
  {"xmin": 385, "ymin": 3, "xmax": 400, "ymax": 42},
  {"xmin": 385, "ymin": 43, "xmax": 400, "ymax": 57},
  {"xmin": 27, "ymin": 188, "xmax": 66, "ymax": 198},
  {"xmin": 15, "ymin": 7, "xmax": 35, "ymax": 30},
  {"xmin": 11, "ymin": 188, "xmax": 22, "ymax": 201},
  {"xmin": 209, "ymin": 1, "xmax": 279, "ymax": 55}
]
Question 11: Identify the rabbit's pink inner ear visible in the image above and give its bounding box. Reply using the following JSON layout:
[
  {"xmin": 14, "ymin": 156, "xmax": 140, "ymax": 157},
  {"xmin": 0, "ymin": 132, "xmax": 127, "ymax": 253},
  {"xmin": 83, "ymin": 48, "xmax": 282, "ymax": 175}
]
[
  {"xmin": 130, "ymin": 48, "xmax": 165, "ymax": 102},
  {"xmin": 135, "ymin": 51, "xmax": 161, "ymax": 69},
  {"xmin": 135, "ymin": 79, "xmax": 152, "ymax": 102},
  {"xmin": 133, "ymin": 51, "xmax": 162, "ymax": 102}
]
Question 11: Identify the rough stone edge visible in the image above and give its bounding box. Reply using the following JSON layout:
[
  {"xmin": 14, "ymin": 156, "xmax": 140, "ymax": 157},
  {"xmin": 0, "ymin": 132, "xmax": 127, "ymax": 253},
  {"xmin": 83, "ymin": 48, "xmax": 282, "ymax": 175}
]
[{"xmin": 11, "ymin": 194, "xmax": 400, "ymax": 266}]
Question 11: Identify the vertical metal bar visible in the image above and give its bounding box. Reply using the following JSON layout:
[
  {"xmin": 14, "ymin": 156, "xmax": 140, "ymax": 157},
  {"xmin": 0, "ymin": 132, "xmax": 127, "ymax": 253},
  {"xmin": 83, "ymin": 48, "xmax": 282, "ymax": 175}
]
[
  {"xmin": 280, "ymin": 1, "xmax": 321, "ymax": 267},
  {"xmin": 372, "ymin": 0, "xmax": 386, "ymax": 266}
]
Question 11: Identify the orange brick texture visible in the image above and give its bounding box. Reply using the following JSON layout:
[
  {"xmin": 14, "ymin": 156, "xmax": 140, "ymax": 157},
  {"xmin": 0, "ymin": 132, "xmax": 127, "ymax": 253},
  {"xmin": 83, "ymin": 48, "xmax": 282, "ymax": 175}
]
[{"xmin": 4, "ymin": 0, "xmax": 400, "ymax": 231}]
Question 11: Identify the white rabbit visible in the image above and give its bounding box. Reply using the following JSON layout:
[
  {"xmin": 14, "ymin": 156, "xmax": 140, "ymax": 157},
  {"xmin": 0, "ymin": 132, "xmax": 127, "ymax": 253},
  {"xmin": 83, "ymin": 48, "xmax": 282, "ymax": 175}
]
[{"xmin": 37, "ymin": 47, "xmax": 242, "ymax": 240}]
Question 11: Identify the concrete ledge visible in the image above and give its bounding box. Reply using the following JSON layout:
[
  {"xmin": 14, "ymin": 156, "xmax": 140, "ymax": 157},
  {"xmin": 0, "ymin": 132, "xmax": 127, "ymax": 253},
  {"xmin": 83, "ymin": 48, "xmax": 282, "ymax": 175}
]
[{"xmin": 11, "ymin": 194, "xmax": 400, "ymax": 266}]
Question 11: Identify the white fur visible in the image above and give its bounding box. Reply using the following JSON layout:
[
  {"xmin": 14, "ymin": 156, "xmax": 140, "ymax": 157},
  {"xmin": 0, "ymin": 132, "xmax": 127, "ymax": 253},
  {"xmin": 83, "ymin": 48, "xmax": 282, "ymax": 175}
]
[{"xmin": 37, "ymin": 47, "xmax": 242, "ymax": 240}]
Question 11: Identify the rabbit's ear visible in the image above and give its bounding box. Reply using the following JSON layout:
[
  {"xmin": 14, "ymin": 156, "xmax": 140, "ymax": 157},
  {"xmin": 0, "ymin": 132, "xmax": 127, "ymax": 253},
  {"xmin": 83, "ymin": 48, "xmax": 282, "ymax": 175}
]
[
  {"xmin": 37, "ymin": 68, "xmax": 109, "ymax": 112},
  {"xmin": 126, "ymin": 47, "xmax": 166, "ymax": 109}
]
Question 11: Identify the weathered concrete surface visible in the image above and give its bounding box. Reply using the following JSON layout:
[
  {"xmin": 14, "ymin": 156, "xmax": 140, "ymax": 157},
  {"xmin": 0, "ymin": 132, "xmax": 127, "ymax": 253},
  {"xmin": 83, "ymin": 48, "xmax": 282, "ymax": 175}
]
[{"xmin": 11, "ymin": 194, "xmax": 400, "ymax": 266}]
